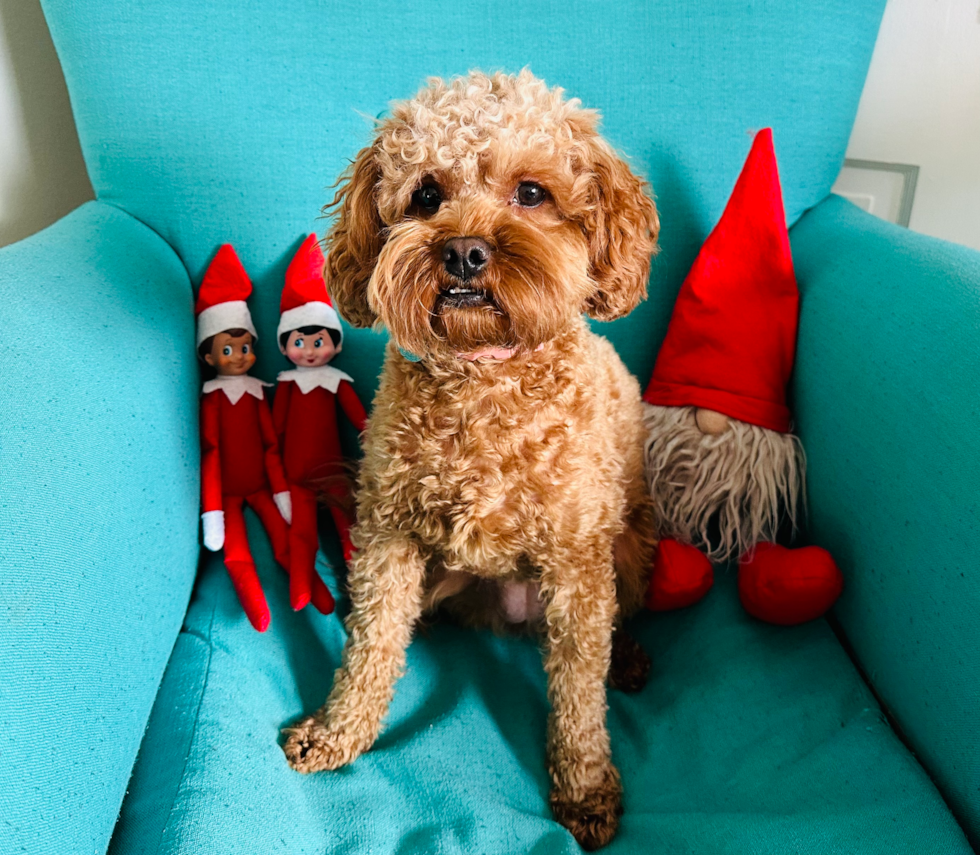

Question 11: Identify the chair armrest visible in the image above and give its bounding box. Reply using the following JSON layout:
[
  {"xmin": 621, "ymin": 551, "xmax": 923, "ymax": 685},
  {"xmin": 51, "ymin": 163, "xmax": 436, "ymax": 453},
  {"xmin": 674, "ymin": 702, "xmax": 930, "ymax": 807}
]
[
  {"xmin": 790, "ymin": 194, "xmax": 980, "ymax": 844},
  {"xmin": 0, "ymin": 202, "xmax": 199, "ymax": 855}
]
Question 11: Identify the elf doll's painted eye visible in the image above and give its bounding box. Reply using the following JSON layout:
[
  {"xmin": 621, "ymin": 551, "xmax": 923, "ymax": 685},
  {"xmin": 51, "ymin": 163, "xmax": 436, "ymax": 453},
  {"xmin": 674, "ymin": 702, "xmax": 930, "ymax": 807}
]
[
  {"xmin": 293, "ymin": 338, "xmax": 303, "ymax": 348},
  {"xmin": 314, "ymin": 338, "xmax": 323, "ymax": 348},
  {"xmin": 222, "ymin": 346, "xmax": 232, "ymax": 356},
  {"xmin": 242, "ymin": 344, "xmax": 250, "ymax": 355}
]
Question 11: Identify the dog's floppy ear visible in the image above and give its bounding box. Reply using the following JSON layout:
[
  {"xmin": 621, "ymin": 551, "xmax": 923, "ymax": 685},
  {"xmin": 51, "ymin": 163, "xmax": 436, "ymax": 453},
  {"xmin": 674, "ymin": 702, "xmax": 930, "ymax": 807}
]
[
  {"xmin": 323, "ymin": 145, "xmax": 385, "ymax": 328},
  {"xmin": 580, "ymin": 138, "xmax": 660, "ymax": 321}
]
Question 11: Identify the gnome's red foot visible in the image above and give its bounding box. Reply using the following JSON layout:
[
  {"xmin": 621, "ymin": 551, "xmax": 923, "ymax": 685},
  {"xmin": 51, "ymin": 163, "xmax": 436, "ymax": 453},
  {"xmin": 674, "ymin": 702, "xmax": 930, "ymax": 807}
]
[
  {"xmin": 646, "ymin": 539, "xmax": 714, "ymax": 611},
  {"xmin": 738, "ymin": 542, "xmax": 843, "ymax": 626}
]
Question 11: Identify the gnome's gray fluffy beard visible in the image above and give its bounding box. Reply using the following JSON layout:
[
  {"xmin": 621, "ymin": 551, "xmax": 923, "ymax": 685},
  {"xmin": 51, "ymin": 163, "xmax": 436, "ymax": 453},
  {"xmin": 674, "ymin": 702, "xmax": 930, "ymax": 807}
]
[{"xmin": 642, "ymin": 403, "xmax": 805, "ymax": 562}]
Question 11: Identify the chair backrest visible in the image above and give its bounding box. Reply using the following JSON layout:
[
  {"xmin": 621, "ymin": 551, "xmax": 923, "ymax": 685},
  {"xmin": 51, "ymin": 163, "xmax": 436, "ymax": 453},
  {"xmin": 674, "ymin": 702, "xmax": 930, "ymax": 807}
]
[{"xmin": 42, "ymin": 0, "xmax": 886, "ymax": 391}]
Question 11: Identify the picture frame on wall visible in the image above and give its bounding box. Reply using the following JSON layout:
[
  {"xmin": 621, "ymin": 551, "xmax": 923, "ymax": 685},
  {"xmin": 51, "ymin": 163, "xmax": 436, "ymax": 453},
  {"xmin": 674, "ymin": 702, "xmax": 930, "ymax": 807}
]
[{"xmin": 832, "ymin": 159, "xmax": 919, "ymax": 227}]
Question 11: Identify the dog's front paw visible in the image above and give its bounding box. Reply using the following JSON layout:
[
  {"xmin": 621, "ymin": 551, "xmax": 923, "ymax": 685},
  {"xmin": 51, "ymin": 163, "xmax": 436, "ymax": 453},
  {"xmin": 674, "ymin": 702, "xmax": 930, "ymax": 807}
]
[
  {"xmin": 550, "ymin": 767, "xmax": 623, "ymax": 851},
  {"xmin": 282, "ymin": 715, "xmax": 367, "ymax": 773}
]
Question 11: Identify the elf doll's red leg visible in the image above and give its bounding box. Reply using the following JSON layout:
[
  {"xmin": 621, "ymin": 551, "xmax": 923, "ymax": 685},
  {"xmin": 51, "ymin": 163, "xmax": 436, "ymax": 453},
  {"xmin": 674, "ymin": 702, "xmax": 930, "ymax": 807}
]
[
  {"xmin": 328, "ymin": 506, "xmax": 355, "ymax": 563},
  {"xmin": 223, "ymin": 495, "xmax": 271, "ymax": 632},
  {"xmin": 738, "ymin": 542, "xmax": 844, "ymax": 625},
  {"xmin": 322, "ymin": 478, "xmax": 355, "ymax": 563},
  {"xmin": 246, "ymin": 489, "xmax": 291, "ymax": 571},
  {"xmin": 288, "ymin": 484, "xmax": 319, "ymax": 611},
  {"xmin": 253, "ymin": 487, "xmax": 335, "ymax": 616},
  {"xmin": 307, "ymin": 572, "xmax": 337, "ymax": 616}
]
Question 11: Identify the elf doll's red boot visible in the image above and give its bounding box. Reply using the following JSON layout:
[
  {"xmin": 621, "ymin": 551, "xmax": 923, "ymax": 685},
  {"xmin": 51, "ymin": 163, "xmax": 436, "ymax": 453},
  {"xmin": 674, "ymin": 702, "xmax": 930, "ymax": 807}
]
[
  {"xmin": 738, "ymin": 542, "xmax": 843, "ymax": 625},
  {"xmin": 646, "ymin": 538, "xmax": 715, "ymax": 611}
]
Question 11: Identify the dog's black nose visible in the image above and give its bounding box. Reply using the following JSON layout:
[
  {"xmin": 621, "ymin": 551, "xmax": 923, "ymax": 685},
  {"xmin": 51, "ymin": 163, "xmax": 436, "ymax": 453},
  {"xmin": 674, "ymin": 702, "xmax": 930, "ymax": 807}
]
[{"xmin": 442, "ymin": 237, "xmax": 491, "ymax": 281}]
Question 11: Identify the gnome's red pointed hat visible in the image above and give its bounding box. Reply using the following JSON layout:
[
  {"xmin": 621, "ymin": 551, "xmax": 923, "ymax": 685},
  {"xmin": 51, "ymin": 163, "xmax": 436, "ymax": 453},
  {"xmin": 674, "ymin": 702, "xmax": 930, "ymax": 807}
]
[
  {"xmin": 644, "ymin": 128, "xmax": 798, "ymax": 433},
  {"xmin": 277, "ymin": 234, "xmax": 342, "ymax": 353},
  {"xmin": 195, "ymin": 244, "xmax": 257, "ymax": 347}
]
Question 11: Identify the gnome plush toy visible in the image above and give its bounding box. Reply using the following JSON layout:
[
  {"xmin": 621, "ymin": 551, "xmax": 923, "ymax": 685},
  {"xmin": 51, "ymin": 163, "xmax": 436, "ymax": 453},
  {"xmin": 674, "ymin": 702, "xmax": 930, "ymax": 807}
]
[
  {"xmin": 273, "ymin": 235, "xmax": 367, "ymax": 611},
  {"xmin": 642, "ymin": 129, "xmax": 843, "ymax": 626}
]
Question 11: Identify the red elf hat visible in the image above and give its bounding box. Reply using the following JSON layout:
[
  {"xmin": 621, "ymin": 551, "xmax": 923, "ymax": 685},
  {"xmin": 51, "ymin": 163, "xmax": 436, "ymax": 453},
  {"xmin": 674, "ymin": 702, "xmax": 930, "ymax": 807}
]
[
  {"xmin": 277, "ymin": 234, "xmax": 343, "ymax": 353},
  {"xmin": 195, "ymin": 244, "xmax": 257, "ymax": 347},
  {"xmin": 643, "ymin": 128, "xmax": 798, "ymax": 433}
]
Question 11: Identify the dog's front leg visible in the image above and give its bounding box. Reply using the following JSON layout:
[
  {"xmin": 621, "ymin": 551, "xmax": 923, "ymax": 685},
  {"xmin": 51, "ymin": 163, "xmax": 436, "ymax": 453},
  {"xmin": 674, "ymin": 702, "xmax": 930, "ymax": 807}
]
[
  {"xmin": 283, "ymin": 536, "xmax": 425, "ymax": 773},
  {"xmin": 539, "ymin": 540, "xmax": 622, "ymax": 851}
]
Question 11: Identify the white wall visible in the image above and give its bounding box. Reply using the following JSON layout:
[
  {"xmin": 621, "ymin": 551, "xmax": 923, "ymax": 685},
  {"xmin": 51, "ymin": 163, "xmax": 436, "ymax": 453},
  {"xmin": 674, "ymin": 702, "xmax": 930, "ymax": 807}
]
[
  {"xmin": 841, "ymin": 0, "xmax": 980, "ymax": 251},
  {"xmin": 0, "ymin": 0, "xmax": 92, "ymax": 248},
  {"xmin": 0, "ymin": 1, "xmax": 977, "ymax": 251}
]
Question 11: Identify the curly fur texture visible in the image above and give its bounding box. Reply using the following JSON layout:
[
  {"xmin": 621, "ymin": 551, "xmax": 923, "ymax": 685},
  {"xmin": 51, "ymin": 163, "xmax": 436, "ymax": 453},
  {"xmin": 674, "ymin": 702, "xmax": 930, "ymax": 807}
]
[
  {"xmin": 283, "ymin": 70, "xmax": 659, "ymax": 850},
  {"xmin": 642, "ymin": 403, "xmax": 805, "ymax": 562}
]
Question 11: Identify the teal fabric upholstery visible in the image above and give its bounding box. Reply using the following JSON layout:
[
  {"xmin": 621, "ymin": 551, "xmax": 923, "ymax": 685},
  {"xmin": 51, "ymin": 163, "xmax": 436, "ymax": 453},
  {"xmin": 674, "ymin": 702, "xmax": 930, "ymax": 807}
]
[
  {"xmin": 109, "ymin": 547, "xmax": 972, "ymax": 855},
  {"xmin": 2, "ymin": 0, "xmax": 974, "ymax": 852},
  {"xmin": 791, "ymin": 195, "xmax": 980, "ymax": 845},
  {"xmin": 0, "ymin": 202, "xmax": 199, "ymax": 855},
  {"xmin": 40, "ymin": 0, "xmax": 887, "ymax": 387}
]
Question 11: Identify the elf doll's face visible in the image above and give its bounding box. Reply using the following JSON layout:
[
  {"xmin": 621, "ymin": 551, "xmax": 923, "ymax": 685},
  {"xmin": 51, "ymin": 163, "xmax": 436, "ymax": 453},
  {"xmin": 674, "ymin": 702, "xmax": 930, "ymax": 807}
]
[
  {"xmin": 284, "ymin": 328, "xmax": 336, "ymax": 368},
  {"xmin": 205, "ymin": 331, "xmax": 256, "ymax": 376}
]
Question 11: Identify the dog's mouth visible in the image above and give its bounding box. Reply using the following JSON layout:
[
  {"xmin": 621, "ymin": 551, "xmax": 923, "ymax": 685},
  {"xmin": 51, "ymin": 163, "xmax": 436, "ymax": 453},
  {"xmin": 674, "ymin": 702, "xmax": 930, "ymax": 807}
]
[{"xmin": 437, "ymin": 286, "xmax": 497, "ymax": 310}]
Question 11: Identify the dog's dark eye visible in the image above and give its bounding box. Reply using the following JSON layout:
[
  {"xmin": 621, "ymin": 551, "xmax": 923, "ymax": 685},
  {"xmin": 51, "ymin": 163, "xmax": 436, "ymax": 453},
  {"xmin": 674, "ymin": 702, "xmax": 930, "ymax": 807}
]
[
  {"xmin": 515, "ymin": 182, "xmax": 546, "ymax": 208},
  {"xmin": 412, "ymin": 184, "xmax": 442, "ymax": 213}
]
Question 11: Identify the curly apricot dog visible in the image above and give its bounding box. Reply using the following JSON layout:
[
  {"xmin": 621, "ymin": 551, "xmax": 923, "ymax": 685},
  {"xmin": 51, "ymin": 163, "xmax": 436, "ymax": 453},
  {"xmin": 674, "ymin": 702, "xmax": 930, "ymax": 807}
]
[{"xmin": 283, "ymin": 70, "xmax": 659, "ymax": 850}]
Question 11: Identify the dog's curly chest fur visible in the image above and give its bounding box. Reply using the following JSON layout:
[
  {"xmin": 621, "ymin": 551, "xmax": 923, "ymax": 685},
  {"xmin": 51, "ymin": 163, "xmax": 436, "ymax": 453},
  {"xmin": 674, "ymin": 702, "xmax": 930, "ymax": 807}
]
[{"xmin": 364, "ymin": 332, "xmax": 607, "ymax": 577}]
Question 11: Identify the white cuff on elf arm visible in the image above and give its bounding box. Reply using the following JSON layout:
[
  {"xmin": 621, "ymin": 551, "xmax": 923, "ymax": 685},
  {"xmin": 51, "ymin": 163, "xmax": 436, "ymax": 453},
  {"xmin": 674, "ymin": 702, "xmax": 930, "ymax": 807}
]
[
  {"xmin": 202, "ymin": 510, "xmax": 225, "ymax": 551},
  {"xmin": 274, "ymin": 491, "xmax": 292, "ymax": 525}
]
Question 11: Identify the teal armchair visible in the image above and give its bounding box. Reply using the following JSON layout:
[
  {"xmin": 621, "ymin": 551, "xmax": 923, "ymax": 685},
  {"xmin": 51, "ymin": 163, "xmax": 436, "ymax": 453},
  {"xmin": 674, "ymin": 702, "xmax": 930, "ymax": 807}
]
[{"xmin": 1, "ymin": 2, "xmax": 977, "ymax": 853}]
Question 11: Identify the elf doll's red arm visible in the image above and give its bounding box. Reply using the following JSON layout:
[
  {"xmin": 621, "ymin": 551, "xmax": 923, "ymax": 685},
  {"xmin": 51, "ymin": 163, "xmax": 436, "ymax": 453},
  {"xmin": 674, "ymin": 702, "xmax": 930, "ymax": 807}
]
[
  {"xmin": 337, "ymin": 380, "xmax": 368, "ymax": 434},
  {"xmin": 200, "ymin": 392, "xmax": 223, "ymax": 513},
  {"xmin": 258, "ymin": 391, "xmax": 289, "ymax": 496}
]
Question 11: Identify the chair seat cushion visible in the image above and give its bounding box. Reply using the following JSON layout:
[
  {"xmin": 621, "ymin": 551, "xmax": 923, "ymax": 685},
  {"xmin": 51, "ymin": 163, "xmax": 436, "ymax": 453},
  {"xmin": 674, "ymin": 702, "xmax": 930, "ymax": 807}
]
[{"xmin": 109, "ymin": 519, "xmax": 970, "ymax": 854}]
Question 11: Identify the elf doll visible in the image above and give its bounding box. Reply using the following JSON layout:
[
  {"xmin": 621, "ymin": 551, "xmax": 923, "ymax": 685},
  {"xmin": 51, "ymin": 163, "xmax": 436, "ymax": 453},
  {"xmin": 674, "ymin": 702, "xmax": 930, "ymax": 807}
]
[
  {"xmin": 642, "ymin": 129, "xmax": 843, "ymax": 626},
  {"xmin": 197, "ymin": 244, "xmax": 333, "ymax": 631},
  {"xmin": 273, "ymin": 234, "xmax": 368, "ymax": 613}
]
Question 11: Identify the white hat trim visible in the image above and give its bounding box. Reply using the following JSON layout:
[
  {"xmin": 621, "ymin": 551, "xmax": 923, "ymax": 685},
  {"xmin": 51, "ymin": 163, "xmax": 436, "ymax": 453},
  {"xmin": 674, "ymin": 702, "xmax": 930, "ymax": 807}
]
[
  {"xmin": 277, "ymin": 302, "xmax": 342, "ymax": 352},
  {"xmin": 196, "ymin": 301, "xmax": 257, "ymax": 347}
]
